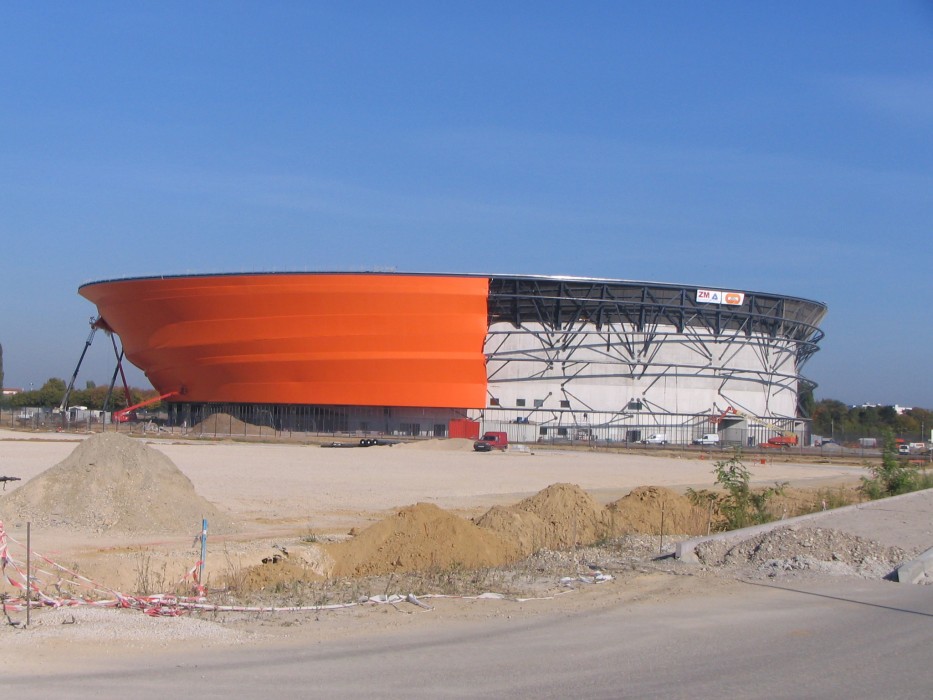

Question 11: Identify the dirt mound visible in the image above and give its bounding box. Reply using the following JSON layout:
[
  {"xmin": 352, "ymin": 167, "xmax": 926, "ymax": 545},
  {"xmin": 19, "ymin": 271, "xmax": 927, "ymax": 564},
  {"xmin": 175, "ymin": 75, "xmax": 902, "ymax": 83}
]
[
  {"xmin": 607, "ymin": 486, "xmax": 708, "ymax": 536},
  {"xmin": 695, "ymin": 526, "xmax": 911, "ymax": 579},
  {"xmin": 190, "ymin": 412, "xmax": 271, "ymax": 436},
  {"xmin": 395, "ymin": 438, "xmax": 476, "ymax": 451},
  {"xmin": 474, "ymin": 505, "xmax": 548, "ymax": 557},
  {"xmin": 326, "ymin": 503, "xmax": 521, "ymax": 577},
  {"xmin": 0, "ymin": 433, "xmax": 235, "ymax": 535},
  {"xmin": 482, "ymin": 483, "xmax": 612, "ymax": 551},
  {"xmin": 234, "ymin": 557, "xmax": 326, "ymax": 593}
]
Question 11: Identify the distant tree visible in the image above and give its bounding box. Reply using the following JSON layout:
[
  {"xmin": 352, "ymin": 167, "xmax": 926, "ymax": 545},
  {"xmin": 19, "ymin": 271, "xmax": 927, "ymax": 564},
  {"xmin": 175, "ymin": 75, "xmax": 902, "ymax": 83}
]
[
  {"xmin": 812, "ymin": 399, "xmax": 933, "ymax": 442},
  {"xmin": 71, "ymin": 385, "xmax": 108, "ymax": 410},
  {"xmin": 9, "ymin": 390, "xmax": 33, "ymax": 408},
  {"xmin": 36, "ymin": 378, "xmax": 67, "ymax": 407},
  {"xmin": 906, "ymin": 408, "xmax": 932, "ymax": 442},
  {"xmin": 38, "ymin": 380, "xmax": 160, "ymax": 413},
  {"xmin": 845, "ymin": 405, "xmax": 881, "ymax": 437},
  {"xmin": 894, "ymin": 413, "xmax": 918, "ymax": 438},
  {"xmin": 811, "ymin": 399, "xmax": 848, "ymax": 436},
  {"xmin": 878, "ymin": 405, "xmax": 897, "ymax": 422},
  {"xmin": 10, "ymin": 380, "xmax": 64, "ymax": 409}
]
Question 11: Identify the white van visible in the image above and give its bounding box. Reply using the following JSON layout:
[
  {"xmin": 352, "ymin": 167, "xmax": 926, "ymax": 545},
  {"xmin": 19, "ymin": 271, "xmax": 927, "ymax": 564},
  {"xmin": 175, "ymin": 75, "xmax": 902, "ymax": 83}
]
[
  {"xmin": 642, "ymin": 434, "xmax": 669, "ymax": 445},
  {"xmin": 693, "ymin": 433, "xmax": 720, "ymax": 446}
]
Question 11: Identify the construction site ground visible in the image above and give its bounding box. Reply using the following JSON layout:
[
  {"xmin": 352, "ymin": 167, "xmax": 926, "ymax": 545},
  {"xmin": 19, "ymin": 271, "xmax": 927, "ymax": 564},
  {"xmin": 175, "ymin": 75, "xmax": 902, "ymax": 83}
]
[{"xmin": 0, "ymin": 425, "xmax": 929, "ymax": 682}]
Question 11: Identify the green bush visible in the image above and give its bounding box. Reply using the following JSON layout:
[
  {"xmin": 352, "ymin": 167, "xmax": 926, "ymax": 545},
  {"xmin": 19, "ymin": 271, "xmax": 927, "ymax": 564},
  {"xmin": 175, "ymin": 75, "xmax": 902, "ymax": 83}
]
[
  {"xmin": 713, "ymin": 451, "xmax": 786, "ymax": 530},
  {"xmin": 860, "ymin": 430, "xmax": 926, "ymax": 499}
]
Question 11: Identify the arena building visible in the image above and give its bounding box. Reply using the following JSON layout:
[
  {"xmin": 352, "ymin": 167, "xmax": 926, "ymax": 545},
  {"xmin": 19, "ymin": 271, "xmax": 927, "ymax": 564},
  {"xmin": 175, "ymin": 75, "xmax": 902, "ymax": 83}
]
[{"xmin": 78, "ymin": 272, "xmax": 827, "ymax": 446}]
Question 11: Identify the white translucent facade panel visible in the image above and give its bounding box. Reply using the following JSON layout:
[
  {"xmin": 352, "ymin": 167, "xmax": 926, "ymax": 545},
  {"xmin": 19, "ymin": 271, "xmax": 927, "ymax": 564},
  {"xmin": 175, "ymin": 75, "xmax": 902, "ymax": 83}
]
[{"xmin": 484, "ymin": 322, "xmax": 800, "ymax": 419}]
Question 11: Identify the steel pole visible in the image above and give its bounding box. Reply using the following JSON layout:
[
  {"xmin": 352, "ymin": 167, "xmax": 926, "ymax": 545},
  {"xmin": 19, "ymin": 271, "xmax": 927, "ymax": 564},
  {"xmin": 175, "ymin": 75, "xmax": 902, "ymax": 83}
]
[{"xmin": 199, "ymin": 519, "xmax": 208, "ymax": 592}]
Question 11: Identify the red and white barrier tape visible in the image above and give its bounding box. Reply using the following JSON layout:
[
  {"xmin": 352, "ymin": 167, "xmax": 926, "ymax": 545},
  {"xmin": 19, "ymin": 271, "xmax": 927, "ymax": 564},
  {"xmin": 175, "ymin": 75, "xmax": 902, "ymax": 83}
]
[
  {"xmin": 0, "ymin": 520, "xmax": 206, "ymax": 616},
  {"xmin": 2, "ymin": 520, "xmax": 613, "ymax": 619}
]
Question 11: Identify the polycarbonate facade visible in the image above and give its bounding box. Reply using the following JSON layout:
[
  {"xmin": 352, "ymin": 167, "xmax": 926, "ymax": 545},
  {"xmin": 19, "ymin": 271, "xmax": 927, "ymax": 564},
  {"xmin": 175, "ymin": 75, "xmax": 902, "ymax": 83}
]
[{"xmin": 79, "ymin": 273, "xmax": 489, "ymax": 408}]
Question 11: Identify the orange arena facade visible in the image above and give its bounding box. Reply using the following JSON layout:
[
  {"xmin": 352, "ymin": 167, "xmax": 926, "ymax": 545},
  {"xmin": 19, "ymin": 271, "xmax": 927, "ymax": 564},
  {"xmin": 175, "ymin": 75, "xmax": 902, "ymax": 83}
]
[{"xmin": 79, "ymin": 272, "xmax": 827, "ymax": 444}]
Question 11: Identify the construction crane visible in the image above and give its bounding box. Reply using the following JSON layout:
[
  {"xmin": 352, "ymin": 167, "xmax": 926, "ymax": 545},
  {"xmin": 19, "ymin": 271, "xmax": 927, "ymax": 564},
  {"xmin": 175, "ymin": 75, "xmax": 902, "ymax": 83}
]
[
  {"xmin": 711, "ymin": 406, "xmax": 793, "ymax": 433},
  {"xmin": 102, "ymin": 332, "xmax": 133, "ymax": 416},
  {"xmin": 58, "ymin": 317, "xmax": 181, "ymax": 426},
  {"xmin": 57, "ymin": 317, "xmax": 104, "ymax": 418},
  {"xmin": 711, "ymin": 406, "xmax": 799, "ymax": 447}
]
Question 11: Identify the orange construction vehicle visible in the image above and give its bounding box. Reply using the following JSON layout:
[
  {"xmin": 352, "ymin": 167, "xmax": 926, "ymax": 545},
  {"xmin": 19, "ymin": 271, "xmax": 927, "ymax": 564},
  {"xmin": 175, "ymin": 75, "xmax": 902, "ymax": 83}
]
[{"xmin": 760, "ymin": 434, "xmax": 798, "ymax": 449}]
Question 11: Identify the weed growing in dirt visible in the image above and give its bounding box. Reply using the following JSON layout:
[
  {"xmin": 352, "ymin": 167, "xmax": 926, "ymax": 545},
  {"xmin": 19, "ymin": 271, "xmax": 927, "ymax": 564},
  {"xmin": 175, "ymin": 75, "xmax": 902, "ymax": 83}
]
[
  {"xmin": 132, "ymin": 549, "xmax": 168, "ymax": 595},
  {"xmin": 220, "ymin": 545, "xmax": 246, "ymax": 595},
  {"xmin": 685, "ymin": 488, "xmax": 719, "ymax": 534},
  {"xmin": 713, "ymin": 451, "xmax": 786, "ymax": 530},
  {"xmin": 811, "ymin": 487, "xmax": 860, "ymax": 511},
  {"xmin": 861, "ymin": 430, "xmax": 928, "ymax": 499},
  {"xmin": 412, "ymin": 561, "xmax": 477, "ymax": 595},
  {"xmin": 300, "ymin": 523, "xmax": 318, "ymax": 543}
]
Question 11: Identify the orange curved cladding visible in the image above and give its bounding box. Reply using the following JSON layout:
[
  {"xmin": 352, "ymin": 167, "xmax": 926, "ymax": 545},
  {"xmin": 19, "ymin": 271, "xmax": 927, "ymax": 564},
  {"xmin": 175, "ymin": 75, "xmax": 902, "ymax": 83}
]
[{"xmin": 79, "ymin": 274, "xmax": 490, "ymax": 408}]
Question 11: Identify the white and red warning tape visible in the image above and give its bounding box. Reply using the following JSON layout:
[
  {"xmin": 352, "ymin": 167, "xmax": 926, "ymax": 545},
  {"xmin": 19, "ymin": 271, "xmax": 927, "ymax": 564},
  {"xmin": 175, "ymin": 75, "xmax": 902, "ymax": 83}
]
[
  {"xmin": 1, "ymin": 520, "xmax": 206, "ymax": 617},
  {"xmin": 1, "ymin": 520, "xmax": 612, "ymax": 620}
]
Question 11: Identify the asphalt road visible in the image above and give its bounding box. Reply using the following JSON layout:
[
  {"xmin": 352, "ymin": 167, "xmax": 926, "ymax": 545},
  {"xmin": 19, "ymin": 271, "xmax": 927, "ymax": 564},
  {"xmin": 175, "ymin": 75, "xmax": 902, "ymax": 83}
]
[{"xmin": 8, "ymin": 577, "xmax": 931, "ymax": 699}]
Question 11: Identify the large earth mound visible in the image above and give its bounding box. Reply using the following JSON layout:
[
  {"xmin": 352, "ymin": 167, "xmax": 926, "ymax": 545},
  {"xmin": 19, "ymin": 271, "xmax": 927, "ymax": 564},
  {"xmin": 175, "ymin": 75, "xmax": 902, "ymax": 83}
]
[
  {"xmin": 0, "ymin": 433, "xmax": 235, "ymax": 535},
  {"xmin": 474, "ymin": 505, "xmax": 548, "ymax": 557},
  {"xmin": 327, "ymin": 502, "xmax": 521, "ymax": 577},
  {"xmin": 189, "ymin": 412, "xmax": 271, "ymax": 436},
  {"xmin": 478, "ymin": 483, "xmax": 612, "ymax": 553},
  {"xmin": 606, "ymin": 486, "xmax": 708, "ymax": 537}
]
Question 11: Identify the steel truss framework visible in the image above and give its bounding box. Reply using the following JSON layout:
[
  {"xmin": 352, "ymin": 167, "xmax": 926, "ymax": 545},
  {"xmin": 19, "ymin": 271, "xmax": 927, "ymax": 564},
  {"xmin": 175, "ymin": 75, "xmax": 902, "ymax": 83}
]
[{"xmin": 480, "ymin": 276, "xmax": 826, "ymax": 434}]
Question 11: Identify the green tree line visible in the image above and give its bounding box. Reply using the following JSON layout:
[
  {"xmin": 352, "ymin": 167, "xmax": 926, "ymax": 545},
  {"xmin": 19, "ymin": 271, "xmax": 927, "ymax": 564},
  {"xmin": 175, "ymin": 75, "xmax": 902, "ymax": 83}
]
[
  {"xmin": 4, "ymin": 378, "xmax": 160, "ymax": 411},
  {"xmin": 811, "ymin": 399, "xmax": 931, "ymax": 443}
]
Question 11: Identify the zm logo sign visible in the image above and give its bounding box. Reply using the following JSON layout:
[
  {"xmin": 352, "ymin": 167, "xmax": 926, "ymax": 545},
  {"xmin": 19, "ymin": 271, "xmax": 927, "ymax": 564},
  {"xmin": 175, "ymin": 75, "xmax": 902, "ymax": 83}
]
[{"xmin": 697, "ymin": 289, "xmax": 745, "ymax": 306}]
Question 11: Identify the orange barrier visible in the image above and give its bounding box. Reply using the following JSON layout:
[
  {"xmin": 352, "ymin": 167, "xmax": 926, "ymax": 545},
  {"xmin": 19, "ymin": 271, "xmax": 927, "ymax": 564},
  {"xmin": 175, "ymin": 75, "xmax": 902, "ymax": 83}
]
[{"xmin": 80, "ymin": 274, "xmax": 490, "ymax": 408}]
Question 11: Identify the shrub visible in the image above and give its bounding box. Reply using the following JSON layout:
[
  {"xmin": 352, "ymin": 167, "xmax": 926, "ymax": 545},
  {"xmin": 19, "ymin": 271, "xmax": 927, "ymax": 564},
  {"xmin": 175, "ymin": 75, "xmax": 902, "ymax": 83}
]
[
  {"xmin": 713, "ymin": 451, "xmax": 786, "ymax": 530},
  {"xmin": 860, "ymin": 430, "xmax": 924, "ymax": 499}
]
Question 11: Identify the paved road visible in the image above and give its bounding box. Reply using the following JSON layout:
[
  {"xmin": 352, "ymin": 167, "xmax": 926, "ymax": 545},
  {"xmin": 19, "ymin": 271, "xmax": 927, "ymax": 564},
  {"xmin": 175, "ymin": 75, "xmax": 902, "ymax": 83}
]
[{"xmin": 7, "ymin": 577, "xmax": 931, "ymax": 699}]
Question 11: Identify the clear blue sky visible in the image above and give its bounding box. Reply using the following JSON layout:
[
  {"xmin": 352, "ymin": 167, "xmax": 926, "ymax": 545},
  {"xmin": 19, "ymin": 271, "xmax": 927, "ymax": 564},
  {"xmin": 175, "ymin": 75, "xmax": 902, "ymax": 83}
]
[{"xmin": 1, "ymin": 1, "xmax": 930, "ymax": 407}]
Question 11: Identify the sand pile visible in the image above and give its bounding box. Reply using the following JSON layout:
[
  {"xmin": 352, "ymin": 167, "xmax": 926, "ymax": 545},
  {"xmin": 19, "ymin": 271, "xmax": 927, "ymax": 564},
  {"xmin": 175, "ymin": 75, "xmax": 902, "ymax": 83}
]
[
  {"xmin": 512, "ymin": 483, "xmax": 612, "ymax": 549},
  {"xmin": 236, "ymin": 557, "xmax": 325, "ymax": 593},
  {"xmin": 395, "ymin": 438, "xmax": 476, "ymax": 451},
  {"xmin": 606, "ymin": 486, "xmax": 708, "ymax": 537},
  {"xmin": 477, "ymin": 483, "xmax": 612, "ymax": 555},
  {"xmin": 0, "ymin": 433, "xmax": 235, "ymax": 534},
  {"xmin": 327, "ymin": 503, "xmax": 521, "ymax": 577},
  {"xmin": 190, "ymin": 412, "xmax": 270, "ymax": 436},
  {"xmin": 473, "ymin": 505, "xmax": 549, "ymax": 557},
  {"xmin": 233, "ymin": 542, "xmax": 336, "ymax": 592}
]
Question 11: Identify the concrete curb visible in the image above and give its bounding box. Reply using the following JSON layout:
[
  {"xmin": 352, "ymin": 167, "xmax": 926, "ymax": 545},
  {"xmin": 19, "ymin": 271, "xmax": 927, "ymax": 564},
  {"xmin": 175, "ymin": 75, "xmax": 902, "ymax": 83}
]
[
  {"xmin": 674, "ymin": 489, "xmax": 933, "ymax": 572},
  {"xmin": 894, "ymin": 547, "xmax": 933, "ymax": 584}
]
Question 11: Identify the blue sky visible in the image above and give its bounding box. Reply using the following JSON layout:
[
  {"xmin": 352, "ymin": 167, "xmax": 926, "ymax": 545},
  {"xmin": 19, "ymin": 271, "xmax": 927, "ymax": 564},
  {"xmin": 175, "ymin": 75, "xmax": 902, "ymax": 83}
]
[{"xmin": 1, "ymin": 1, "xmax": 931, "ymax": 407}]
